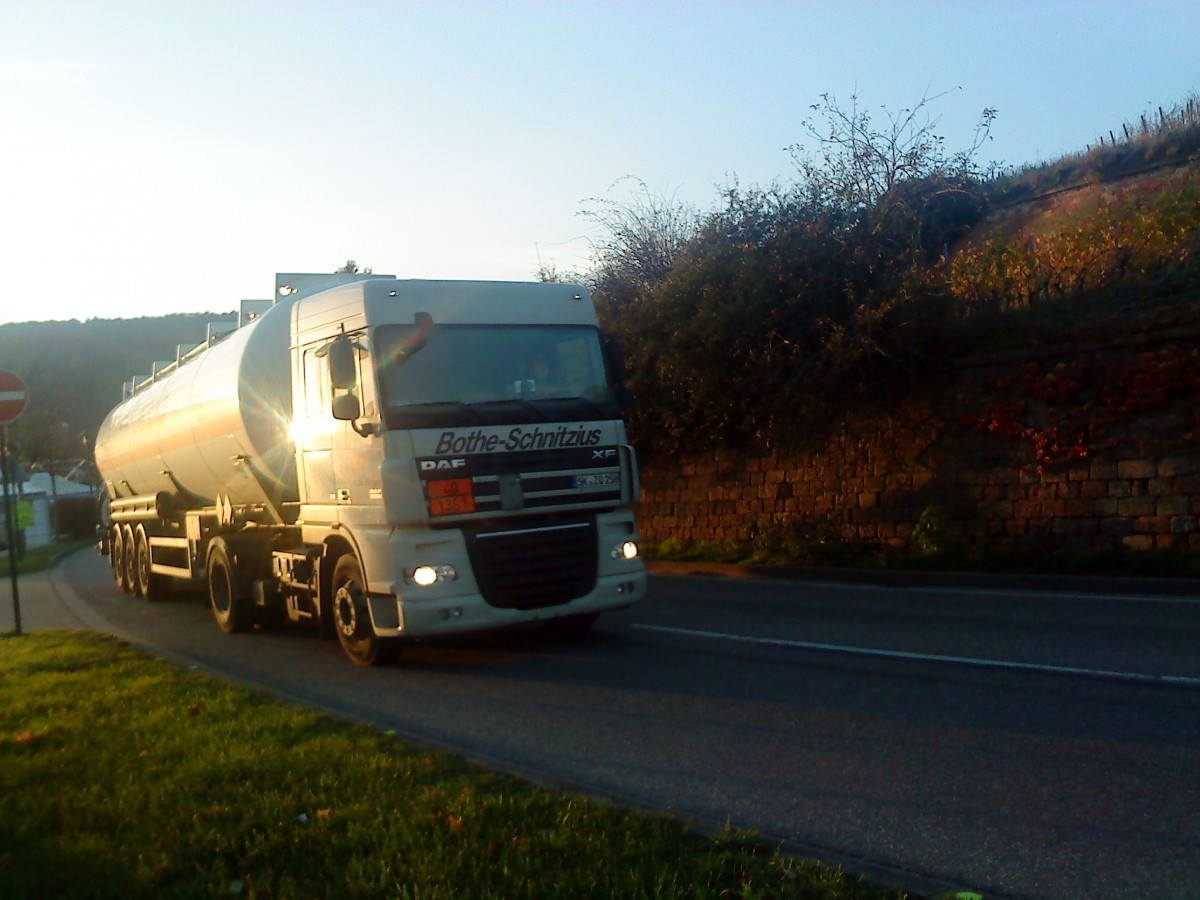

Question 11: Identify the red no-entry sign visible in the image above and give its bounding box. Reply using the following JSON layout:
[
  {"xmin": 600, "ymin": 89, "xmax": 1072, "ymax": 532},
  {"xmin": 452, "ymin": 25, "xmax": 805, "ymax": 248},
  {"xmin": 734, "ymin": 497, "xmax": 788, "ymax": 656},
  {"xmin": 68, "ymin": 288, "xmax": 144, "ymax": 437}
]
[{"xmin": 0, "ymin": 371, "xmax": 27, "ymax": 424}]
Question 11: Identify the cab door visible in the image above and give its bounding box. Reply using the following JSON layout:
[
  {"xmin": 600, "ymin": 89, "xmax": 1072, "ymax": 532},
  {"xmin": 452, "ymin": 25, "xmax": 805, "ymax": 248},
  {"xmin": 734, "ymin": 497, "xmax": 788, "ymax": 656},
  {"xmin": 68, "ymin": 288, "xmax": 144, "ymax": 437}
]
[
  {"xmin": 329, "ymin": 334, "xmax": 386, "ymax": 529},
  {"xmin": 297, "ymin": 345, "xmax": 338, "ymax": 525}
]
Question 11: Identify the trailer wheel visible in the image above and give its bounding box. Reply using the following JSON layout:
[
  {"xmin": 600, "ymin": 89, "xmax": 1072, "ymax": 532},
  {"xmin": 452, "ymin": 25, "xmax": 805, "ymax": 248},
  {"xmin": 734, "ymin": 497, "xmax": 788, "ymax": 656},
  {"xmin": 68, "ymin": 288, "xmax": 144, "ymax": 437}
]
[
  {"xmin": 207, "ymin": 538, "xmax": 251, "ymax": 633},
  {"xmin": 119, "ymin": 524, "xmax": 137, "ymax": 595},
  {"xmin": 134, "ymin": 525, "xmax": 170, "ymax": 601},
  {"xmin": 110, "ymin": 526, "xmax": 126, "ymax": 590},
  {"xmin": 331, "ymin": 553, "xmax": 399, "ymax": 667}
]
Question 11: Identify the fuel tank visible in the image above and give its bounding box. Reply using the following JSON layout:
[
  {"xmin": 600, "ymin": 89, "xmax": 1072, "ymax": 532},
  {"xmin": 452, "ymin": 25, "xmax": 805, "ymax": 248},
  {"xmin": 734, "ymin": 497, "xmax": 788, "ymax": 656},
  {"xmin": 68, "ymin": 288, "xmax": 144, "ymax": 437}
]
[{"xmin": 94, "ymin": 298, "xmax": 297, "ymax": 514}]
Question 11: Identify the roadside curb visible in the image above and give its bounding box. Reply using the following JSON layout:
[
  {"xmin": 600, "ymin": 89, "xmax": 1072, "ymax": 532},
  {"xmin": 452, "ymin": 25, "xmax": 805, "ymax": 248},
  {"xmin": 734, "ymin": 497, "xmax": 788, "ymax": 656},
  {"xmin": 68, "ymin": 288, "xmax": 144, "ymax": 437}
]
[{"xmin": 644, "ymin": 559, "xmax": 1200, "ymax": 598}]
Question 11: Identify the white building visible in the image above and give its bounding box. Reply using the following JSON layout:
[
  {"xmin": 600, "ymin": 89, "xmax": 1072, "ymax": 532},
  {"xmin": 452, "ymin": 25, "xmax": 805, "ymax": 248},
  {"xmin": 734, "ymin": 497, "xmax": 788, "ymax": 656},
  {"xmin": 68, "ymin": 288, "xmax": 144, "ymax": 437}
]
[{"xmin": 13, "ymin": 472, "xmax": 95, "ymax": 548}]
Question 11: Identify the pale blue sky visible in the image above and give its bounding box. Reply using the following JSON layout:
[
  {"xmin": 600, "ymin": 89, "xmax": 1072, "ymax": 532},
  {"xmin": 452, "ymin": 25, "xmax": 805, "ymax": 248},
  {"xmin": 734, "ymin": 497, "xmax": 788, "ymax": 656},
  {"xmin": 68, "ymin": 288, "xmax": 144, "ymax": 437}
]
[{"xmin": 1, "ymin": 1, "xmax": 1197, "ymax": 324}]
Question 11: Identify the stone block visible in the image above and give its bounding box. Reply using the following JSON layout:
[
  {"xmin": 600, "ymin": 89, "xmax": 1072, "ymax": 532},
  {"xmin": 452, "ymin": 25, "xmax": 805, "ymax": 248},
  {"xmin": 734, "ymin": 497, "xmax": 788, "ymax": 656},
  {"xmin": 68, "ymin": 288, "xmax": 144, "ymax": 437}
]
[
  {"xmin": 979, "ymin": 500, "xmax": 1014, "ymax": 518},
  {"xmin": 1148, "ymin": 477, "xmax": 1176, "ymax": 496},
  {"xmin": 1156, "ymin": 496, "xmax": 1190, "ymax": 516},
  {"xmin": 1159, "ymin": 455, "xmax": 1200, "ymax": 477},
  {"xmin": 1173, "ymin": 474, "xmax": 1200, "ymax": 494},
  {"xmin": 1117, "ymin": 496, "xmax": 1157, "ymax": 517},
  {"xmin": 1117, "ymin": 459, "xmax": 1158, "ymax": 479},
  {"xmin": 1064, "ymin": 499, "xmax": 1094, "ymax": 517},
  {"xmin": 1100, "ymin": 517, "xmax": 1134, "ymax": 536},
  {"xmin": 1133, "ymin": 516, "xmax": 1169, "ymax": 534},
  {"xmin": 1015, "ymin": 501, "xmax": 1043, "ymax": 519}
]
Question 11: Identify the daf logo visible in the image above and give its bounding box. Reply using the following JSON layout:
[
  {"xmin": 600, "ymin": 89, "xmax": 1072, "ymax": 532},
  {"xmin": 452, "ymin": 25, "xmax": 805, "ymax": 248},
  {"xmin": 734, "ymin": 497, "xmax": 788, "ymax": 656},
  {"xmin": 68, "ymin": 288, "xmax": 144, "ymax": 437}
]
[
  {"xmin": 592, "ymin": 449, "xmax": 618, "ymax": 460},
  {"xmin": 420, "ymin": 458, "xmax": 467, "ymax": 471}
]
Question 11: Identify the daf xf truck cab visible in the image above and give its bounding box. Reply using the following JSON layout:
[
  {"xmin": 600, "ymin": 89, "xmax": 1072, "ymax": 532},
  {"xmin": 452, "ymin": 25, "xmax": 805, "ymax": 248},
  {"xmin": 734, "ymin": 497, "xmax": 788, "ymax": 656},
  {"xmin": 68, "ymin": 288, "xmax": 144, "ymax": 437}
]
[{"xmin": 95, "ymin": 273, "xmax": 645, "ymax": 665}]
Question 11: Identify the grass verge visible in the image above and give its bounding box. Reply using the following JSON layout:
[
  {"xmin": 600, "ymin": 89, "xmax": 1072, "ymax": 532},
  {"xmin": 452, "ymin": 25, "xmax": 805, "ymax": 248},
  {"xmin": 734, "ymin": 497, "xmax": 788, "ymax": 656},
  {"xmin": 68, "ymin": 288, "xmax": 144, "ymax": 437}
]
[
  {"xmin": 0, "ymin": 539, "xmax": 92, "ymax": 577},
  {"xmin": 0, "ymin": 631, "xmax": 915, "ymax": 900},
  {"xmin": 645, "ymin": 528, "xmax": 1200, "ymax": 580}
]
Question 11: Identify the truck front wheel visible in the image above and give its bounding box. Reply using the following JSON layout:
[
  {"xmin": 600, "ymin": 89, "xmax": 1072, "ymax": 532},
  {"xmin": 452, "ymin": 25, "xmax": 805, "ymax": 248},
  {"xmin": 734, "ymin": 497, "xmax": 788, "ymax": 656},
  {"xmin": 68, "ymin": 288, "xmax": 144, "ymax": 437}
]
[
  {"xmin": 207, "ymin": 538, "xmax": 251, "ymax": 633},
  {"xmin": 331, "ymin": 553, "xmax": 399, "ymax": 667}
]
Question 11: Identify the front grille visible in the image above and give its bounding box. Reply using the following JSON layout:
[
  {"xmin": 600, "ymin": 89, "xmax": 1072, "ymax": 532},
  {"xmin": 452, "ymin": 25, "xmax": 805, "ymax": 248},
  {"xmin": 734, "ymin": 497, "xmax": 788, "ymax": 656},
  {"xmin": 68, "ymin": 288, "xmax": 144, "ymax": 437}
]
[
  {"xmin": 418, "ymin": 445, "xmax": 625, "ymax": 519},
  {"xmin": 465, "ymin": 519, "xmax": 598, "ymax": 610}
]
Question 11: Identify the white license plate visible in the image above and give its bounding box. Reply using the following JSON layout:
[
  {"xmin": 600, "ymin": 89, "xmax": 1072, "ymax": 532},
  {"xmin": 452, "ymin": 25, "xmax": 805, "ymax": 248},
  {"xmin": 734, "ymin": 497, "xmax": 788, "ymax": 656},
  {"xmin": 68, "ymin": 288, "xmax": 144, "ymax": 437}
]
[{"xmin": 573, "ymin": 472, "xmax": 619, "ymax": 488}]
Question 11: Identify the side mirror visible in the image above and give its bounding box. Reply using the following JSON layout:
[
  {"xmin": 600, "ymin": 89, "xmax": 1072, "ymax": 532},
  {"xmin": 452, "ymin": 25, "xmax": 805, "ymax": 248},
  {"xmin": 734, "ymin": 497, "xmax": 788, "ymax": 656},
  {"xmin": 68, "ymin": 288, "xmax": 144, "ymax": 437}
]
[
  {"xmin": 332, "ymin": 393, "xmax": 361, "ymax": 421},
  {"xmin": 327, "ymin": 335, "xmax": 358, "ymax": 389}
]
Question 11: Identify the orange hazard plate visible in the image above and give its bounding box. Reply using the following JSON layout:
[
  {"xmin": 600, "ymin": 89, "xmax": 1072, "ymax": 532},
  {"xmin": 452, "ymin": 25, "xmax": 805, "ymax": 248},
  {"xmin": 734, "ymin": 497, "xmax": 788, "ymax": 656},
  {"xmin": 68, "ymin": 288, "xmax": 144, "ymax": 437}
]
[{"xmin": 428, "ymin": 478, "xmax": 475, "ymax": 515}]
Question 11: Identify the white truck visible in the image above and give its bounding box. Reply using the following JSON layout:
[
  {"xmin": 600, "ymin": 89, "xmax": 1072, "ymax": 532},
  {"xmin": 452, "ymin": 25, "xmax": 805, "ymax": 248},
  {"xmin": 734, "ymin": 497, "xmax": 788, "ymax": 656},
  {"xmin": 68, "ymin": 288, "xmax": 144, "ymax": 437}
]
[{"xmin": 95, "ymin": 273, "xmax": 645, "ymax": 665}]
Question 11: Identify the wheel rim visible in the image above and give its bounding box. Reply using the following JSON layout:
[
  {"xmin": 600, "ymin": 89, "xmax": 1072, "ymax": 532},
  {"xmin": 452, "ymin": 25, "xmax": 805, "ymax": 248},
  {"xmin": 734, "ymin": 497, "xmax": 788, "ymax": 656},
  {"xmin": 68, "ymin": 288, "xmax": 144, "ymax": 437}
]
[
  {"xmin": 121, "ymin": 527, "xmax": 136, "ymax": 592},
  {"xmin": 335, "ymin": 583, "xmax": 363, "ymax": 639},
  {"xmin": 111, "ymin": 528, "xmax": 123, "ymax": 583},
  {"xmin": 331, "ymin": 556, "xmax": 390, "ymax": 665},
  {"xmin": 136, "ymin": 535, "xmax": 150, "ymax": 594}
]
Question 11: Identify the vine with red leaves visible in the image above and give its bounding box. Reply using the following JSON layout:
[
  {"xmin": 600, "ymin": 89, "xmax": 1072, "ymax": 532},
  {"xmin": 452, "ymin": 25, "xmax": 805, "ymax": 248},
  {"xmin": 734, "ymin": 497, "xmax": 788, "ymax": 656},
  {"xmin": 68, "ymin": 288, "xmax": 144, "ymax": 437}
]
[{"xmin": 958, "ymin": 344, "xmax": 1200, "ymax": 472}]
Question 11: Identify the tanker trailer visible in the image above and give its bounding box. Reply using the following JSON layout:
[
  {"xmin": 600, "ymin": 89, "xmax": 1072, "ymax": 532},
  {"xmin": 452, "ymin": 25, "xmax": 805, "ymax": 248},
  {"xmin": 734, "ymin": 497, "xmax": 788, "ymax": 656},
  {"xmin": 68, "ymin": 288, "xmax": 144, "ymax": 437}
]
[{"xmin": 96, "ymin": 272, "xmax": 645, "ymax": 666}]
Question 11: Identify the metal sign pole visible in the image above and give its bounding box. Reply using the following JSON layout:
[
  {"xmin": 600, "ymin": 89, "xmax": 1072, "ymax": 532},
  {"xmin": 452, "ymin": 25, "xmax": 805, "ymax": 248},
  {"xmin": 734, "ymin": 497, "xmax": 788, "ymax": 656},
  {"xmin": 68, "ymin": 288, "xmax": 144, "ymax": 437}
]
[{"xmin": 2, "ymin": 425, "xmax": 21, "ymax": 635}]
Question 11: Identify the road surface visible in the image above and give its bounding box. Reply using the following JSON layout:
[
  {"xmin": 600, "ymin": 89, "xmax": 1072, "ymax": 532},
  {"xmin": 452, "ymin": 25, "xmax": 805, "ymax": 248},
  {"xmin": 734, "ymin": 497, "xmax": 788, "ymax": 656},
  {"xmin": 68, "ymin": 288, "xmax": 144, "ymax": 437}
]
[{"xmin": 19, "ymin": 550, "xmax": 1200, "ymax": 900}]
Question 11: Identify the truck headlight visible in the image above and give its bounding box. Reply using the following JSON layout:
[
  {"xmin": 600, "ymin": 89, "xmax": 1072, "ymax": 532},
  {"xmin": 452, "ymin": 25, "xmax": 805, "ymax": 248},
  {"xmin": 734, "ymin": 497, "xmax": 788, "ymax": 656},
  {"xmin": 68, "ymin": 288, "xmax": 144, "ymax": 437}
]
[
  {"xmin": 405, "ymin": 564, "xmax": 457, "ymax": 587},
  {"xmin": 611, "ymin": 541, "xmax": 639, "ymax": 561}
]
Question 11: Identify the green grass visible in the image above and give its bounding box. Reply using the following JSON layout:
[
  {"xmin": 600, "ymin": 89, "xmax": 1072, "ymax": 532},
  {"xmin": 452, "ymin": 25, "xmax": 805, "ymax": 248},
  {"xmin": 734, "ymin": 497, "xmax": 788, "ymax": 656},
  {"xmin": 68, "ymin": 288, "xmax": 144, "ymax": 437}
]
[
  {"xmin": 0, "ymin": 631, "xmax": 915, "ymax": 900},
  {"xmin": 0, "ymin": 539, "xmax": 92, "ymax": 577},
  {"xmin": 645, "ymin": 530, "xmax": 1200, "ymax": 580}
]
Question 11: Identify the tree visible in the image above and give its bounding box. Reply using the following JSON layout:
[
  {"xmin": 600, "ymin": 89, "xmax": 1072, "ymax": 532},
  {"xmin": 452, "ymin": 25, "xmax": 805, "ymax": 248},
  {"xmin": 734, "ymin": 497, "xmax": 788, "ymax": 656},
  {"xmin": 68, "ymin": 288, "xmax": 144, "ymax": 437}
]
[
  {"xmin": 790, "ymin": 89, "xmax": 996, "ymax": 214},
  {"xmin": 579, "ymin": 178, "xmax": 700, "ymax": 306},
  {"xmin": 789, "ymin": 89, "xmax": 997, "ymax": 262}
]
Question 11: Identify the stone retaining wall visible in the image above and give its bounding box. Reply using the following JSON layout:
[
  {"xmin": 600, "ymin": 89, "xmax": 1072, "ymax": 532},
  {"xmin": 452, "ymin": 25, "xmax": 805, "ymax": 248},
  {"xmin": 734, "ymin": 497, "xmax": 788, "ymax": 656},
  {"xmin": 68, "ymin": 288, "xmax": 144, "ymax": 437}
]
[{"xmin": 635, "ymin": 322, "xmax": 1200, "ymax": 553}]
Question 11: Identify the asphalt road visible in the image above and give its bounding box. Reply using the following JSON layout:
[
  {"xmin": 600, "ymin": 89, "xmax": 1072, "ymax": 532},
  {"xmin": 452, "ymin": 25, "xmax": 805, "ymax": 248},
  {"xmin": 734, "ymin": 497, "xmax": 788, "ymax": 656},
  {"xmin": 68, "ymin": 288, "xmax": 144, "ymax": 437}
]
[{"xmin": 29, "ymin": 550, "xmax": 1200, "ymax": 900}]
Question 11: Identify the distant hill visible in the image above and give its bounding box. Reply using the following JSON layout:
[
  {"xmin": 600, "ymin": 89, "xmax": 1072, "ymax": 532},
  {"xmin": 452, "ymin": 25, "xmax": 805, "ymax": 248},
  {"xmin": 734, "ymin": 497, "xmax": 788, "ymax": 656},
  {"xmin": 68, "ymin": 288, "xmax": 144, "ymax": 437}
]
[{"xmin": 0, "ymin": 313, "xmax": 235, "ymax": 463}]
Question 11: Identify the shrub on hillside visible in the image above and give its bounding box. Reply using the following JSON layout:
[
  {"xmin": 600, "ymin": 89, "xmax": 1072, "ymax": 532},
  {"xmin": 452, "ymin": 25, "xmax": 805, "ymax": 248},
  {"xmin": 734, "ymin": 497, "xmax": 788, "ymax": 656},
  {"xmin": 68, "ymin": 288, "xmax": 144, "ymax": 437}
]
[
  {"xmin": 592, "ymin": 92, "xmax": 993, "ymax": 455},
  {"xmin": 950, "ymin": 164, "xmax": 1200, "ymax": 312}
]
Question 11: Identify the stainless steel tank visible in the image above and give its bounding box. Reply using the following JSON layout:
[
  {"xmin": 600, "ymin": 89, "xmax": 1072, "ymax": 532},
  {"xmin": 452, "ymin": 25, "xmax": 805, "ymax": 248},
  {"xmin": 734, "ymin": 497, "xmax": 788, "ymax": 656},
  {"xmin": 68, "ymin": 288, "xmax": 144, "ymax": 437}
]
[{"xmin": 94, "ymin": 299, "xmax": 297, "ymax": 513}]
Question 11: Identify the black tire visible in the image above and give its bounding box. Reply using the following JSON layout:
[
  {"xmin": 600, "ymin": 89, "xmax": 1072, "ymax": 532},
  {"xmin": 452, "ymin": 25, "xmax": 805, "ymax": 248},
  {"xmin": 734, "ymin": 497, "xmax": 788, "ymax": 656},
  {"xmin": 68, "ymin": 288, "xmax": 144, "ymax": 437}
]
[
  {"xmin": 330, "ymin": 553, "xmax": 399, "ymax": 667},
  {"xmin": 110, "ymin": 526, "xmax": 126, "ymax": 591},
  {"xmin": 134, "ymin": 525, "xmax": 170, "ymax": 601},
  {"xmin": 207, "ymin": 538, "xmax": 251, "ymax": 633},
  {"xmin": 119, "ymin": 524, "xmax": 137, "ymax": 595}
]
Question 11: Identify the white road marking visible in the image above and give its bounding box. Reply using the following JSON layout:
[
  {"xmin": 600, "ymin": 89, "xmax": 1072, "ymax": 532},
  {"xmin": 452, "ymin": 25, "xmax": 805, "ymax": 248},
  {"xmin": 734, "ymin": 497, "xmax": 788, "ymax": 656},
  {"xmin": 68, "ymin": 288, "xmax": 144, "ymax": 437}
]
[
  {"xmin": 649, "ymin": 570, "xmax": 1200, "ymax": 604},
  {"xmin": 632, "ymin": 623, "xmax": 1200, "ymax": 688}
]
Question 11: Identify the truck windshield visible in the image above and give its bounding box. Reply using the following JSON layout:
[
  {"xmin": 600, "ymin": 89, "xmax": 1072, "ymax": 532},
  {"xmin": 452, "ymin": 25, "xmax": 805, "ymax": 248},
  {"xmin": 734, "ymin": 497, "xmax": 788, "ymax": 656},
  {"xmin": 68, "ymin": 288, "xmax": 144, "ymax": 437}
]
[{"xmin": 374, "ymin": 324, "xmax": 621, "ymax": 429}]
